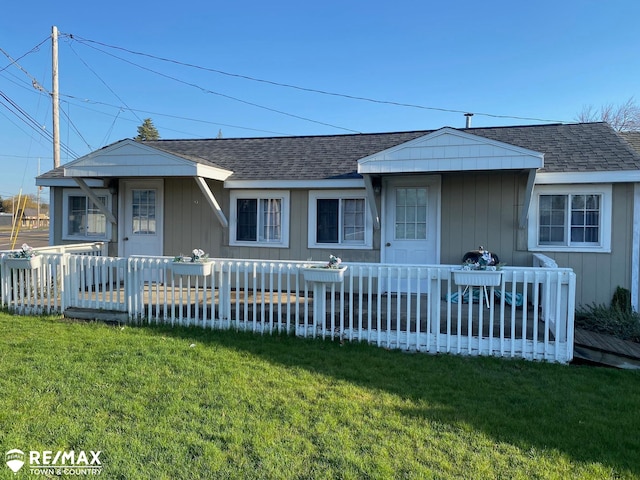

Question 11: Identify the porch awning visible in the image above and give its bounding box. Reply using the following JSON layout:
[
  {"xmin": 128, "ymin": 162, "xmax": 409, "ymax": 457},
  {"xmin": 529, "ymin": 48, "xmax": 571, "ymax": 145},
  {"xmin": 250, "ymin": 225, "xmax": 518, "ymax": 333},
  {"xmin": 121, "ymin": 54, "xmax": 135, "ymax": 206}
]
[
  {"xmin": 357, "ymin": 127, "xmax": 544, "ymax": 175},
  {"xmin": 357, "ymin": 127, "xmax": 544, "ymax": 229}
]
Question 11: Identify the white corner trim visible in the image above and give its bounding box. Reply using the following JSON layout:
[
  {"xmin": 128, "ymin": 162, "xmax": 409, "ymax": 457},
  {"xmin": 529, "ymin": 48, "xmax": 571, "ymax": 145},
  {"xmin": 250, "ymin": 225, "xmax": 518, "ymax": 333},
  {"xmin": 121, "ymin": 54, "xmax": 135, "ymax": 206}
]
[{"xmin": 632, "ymin": 183, "xmax": 640, "ymax": 312}]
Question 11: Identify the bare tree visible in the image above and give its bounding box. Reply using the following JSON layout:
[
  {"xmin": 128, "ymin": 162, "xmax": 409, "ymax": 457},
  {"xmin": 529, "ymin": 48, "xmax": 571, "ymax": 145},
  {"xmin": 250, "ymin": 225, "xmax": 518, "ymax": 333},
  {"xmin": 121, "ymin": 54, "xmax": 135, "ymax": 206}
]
[{"xmin": 576, "ymin": 97, "xmax": 640, "ymax": 131}]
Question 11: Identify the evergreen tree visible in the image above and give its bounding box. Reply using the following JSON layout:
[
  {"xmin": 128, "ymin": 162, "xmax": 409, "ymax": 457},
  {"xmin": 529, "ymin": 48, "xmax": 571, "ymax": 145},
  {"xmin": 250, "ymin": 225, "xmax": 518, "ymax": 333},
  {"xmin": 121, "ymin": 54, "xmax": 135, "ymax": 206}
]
[{"xmin": 135, "ymin": 118, "xmax": 160, "ymax": 141}]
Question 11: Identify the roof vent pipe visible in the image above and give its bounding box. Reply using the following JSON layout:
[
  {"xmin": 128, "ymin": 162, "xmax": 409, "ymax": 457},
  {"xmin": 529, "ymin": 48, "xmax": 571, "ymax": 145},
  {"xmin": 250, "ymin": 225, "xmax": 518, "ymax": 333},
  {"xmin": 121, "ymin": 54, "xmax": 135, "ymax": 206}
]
[{"xmin": 464, "ymin": 113, "xmax": 474, "ymax": 128}]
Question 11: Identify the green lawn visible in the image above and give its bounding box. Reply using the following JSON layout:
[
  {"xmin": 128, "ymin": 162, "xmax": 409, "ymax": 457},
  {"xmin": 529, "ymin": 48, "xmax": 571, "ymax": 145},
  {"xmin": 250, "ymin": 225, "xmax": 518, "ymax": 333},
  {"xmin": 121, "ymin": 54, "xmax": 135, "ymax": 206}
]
[{"xmin": 1, "ymin": 313, "xmax": 639, "ymax": 479}]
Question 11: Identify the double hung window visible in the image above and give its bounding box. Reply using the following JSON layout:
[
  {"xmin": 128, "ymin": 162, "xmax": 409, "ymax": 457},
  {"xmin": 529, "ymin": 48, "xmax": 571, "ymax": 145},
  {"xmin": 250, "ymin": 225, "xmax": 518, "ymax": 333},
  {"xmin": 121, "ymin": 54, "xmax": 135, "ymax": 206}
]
[
  {"xmin": 63, "ymin": 189, "xmax": 111, "ymax": 240},
  {"xmin": 529, "ymin": 185, "xmax": 611, "ymax": 252},
  {"xmin": 230, "ymin": 191, "xmax": 289, "ymax": 247},
  {"xmin": 308, "ymin": 190, "xmax": 371, "ymax": 249}
]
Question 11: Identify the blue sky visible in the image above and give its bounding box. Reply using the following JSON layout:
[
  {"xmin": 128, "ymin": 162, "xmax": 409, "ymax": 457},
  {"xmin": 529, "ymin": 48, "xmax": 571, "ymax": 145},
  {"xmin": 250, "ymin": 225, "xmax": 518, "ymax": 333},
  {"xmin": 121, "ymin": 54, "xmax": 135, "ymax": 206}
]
[{"xmin": 1, "ymin": 0, "xmax": 639, "ymax": 198}]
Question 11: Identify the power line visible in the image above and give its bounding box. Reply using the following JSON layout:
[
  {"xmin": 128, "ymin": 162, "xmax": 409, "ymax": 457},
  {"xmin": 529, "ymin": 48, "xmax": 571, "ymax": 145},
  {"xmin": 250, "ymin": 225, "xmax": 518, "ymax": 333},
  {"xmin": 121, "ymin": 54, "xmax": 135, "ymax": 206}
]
[
  {"xmin": 66, "ymin": 42, "xmax": 142, "ymax": 124},
  {"xmin": 0, "ymin": 37, "xmax": 50, "ymax": 75},
  {"xmin": 64, "ymin": 35, "xmax": 362, "ymax": 133},
  {"xmin": 60, "ymin": 94, "xmax": 293, "ymax": 136},
  {"xmin": 60, "ymin": 105, "xmax": 92, "ymax": 151},
  {"xmin": 0, "ymin": 39, "xmax": 50, "ymax": 92},
  {"xmin": 65, "ymin": 33, "xmax": 568, "ymax": 125},
  {"xmin": 0, "ymin": 90, "xmax": 77, "ymax": 159}
]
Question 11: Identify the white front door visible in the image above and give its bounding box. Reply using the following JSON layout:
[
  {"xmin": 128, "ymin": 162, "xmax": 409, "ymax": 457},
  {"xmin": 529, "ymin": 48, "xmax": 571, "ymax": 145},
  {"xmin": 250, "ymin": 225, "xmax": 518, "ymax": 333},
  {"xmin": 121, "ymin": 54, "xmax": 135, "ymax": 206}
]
[
  {"xmin": 383, "ymin": 176, "xmax": 440, "ymax": 265},
  {"xmin": 121, "ymin": 180, "xmax": 164, "ymax": 258}
]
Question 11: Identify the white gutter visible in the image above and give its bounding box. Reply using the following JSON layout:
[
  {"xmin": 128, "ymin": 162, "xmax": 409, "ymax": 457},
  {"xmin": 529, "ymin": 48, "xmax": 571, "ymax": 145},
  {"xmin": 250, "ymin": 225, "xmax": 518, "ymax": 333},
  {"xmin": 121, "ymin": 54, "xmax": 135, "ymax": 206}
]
[{"xmin": 536, "ymin": 170, "xmax": 640, "ymax": 184}]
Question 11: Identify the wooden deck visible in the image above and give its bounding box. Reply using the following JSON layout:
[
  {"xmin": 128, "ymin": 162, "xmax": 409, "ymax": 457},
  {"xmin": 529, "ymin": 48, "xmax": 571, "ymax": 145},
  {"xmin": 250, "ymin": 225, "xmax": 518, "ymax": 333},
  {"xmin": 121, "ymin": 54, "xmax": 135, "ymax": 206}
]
[{"xmin": 573, "ymin": 328, "xmax": 640, "ymax": 369}]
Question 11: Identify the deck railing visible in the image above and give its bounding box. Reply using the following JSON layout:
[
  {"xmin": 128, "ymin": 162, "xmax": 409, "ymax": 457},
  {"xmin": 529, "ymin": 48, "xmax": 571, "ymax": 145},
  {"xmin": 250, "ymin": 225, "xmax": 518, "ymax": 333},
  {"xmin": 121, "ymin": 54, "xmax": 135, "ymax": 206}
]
[{"xmin": 0, "ymin": 253, "xmax": 576, "ymax": 363}]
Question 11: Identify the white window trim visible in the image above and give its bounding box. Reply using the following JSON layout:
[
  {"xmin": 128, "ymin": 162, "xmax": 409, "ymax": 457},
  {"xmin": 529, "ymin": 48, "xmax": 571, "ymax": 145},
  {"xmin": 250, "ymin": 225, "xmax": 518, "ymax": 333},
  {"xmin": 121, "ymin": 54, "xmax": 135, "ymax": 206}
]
[
  {"xmin": 308, "ymin": 189, "xmax": 373, "ymax": 250},
  {"xmin": 62, "ymin": 188, "xmax": 113, "ymax": 241},
  {"xmin": 528, "ymin": 184, "xmax": 612, "ymax": 253},
  {"xmin": 229, "ymin": 190, "xmax": 290, "ymax": 248}
]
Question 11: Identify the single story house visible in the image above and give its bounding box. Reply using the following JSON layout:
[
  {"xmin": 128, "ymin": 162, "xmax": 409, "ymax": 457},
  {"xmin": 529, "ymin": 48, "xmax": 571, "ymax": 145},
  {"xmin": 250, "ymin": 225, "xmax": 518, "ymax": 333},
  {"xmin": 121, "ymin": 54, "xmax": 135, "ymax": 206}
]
[{"xmin": 37, "ymin": 122, "xmax": 640, "ymax": 310}]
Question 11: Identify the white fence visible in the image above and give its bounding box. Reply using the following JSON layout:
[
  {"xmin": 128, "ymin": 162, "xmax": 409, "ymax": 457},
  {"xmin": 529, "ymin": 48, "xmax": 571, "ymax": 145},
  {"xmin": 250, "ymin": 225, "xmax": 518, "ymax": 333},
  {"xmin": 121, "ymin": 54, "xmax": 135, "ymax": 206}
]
[{"xmin": 0, "ymin": 251, "xmax": 576, "ymax": 363}]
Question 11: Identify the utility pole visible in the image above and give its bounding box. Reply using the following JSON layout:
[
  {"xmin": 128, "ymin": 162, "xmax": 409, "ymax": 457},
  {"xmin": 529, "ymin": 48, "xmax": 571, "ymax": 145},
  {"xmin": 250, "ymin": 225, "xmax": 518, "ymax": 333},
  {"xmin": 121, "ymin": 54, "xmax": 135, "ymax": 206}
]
[
  {"xmin": 37, "ymin": 158, "xmax": 41, "ymax": 229},
  {"xmin": 52, "ymin": 26, "xmax": 60, "ymax": 169}
]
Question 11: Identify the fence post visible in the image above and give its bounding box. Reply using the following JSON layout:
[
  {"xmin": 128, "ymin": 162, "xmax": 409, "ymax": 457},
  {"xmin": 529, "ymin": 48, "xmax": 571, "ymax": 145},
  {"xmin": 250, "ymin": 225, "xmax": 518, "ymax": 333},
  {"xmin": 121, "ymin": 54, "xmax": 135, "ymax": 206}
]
[
  {"xmin": 0, "ymin": 255, "xmax": 7, "ymax": 308},
  {"xmin": 429, "ymin": 269, "xmax": 441, "ymax": 336},
  {"xmin": 219, "ymin": 262, "xmax": 232, "ymax": 322},
  {"xmin": 60, "ymin": 253, "xmax": 70, "ymax": 311}
]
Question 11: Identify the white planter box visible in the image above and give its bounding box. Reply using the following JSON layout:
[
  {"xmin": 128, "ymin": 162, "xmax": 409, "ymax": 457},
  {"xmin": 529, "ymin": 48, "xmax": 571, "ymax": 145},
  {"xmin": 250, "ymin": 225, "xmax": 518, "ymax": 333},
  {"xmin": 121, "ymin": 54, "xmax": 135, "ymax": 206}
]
[
  {"xmin": 4, "ymin": 256, "xmax": 42, "ymax": 270},
  {"xmin": 170, "ymin": 261, "xmax": 213, "ymax": 277},
  {"xmin": 453, "ymin": 269, "xmax": 503, "ymax": 287},
  {"xmin": 302, "ymin": 266, "xmax": 347, "ymax": 283}
]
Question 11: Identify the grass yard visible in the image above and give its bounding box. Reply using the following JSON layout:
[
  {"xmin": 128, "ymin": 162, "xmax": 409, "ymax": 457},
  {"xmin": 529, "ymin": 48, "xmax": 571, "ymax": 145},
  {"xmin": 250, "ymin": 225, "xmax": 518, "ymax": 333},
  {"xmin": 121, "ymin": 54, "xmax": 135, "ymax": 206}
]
[{"xmin": 1, "ymin": 313, "xmax": 639, "ymax": 479}]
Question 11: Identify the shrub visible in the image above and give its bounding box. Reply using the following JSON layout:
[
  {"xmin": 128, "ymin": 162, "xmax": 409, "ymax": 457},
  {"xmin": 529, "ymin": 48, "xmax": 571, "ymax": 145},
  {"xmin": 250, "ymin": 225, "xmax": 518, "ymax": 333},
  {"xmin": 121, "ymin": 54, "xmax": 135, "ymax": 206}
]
[
  {"xmin": 576, "ymin": 292, "xmax": 640, "ymax": 343},
  {"xmin": 611, "ymin": 286, "xmax": 632, "ymax": 314}
]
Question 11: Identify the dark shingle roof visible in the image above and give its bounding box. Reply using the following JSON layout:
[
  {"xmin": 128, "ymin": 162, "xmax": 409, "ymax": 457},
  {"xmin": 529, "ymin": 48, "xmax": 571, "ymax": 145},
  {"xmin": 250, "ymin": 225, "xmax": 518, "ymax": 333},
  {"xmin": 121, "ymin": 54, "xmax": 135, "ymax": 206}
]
[
  {"xmin": 465, "ymin": 123, "xmax": 640, "ymax": 173},
  {"xmin": 143, "ymin": 131, "xmax": 428, "ymax": 181},
  {"xmin": 144, "ymin": 122, "xmax": 640, "ymax": 180},
  {"xmin": 39, "ymin": 122, "xmax": 640, "ymax": 181},
  {"xmin": 620, "ymin": 131, "xmax": 640, "ymax": 154}
]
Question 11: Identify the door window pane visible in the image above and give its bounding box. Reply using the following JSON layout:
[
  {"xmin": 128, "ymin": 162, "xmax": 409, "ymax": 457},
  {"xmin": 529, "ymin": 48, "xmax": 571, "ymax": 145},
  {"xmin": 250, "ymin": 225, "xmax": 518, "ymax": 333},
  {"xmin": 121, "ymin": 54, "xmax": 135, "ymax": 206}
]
[
  {"xmin": 132, "ymin": 189, "xmax": 156, "ymax": 235},
  {"xmin": 395, "ymin": 188, "xmax": 427, "ymax": 240}
]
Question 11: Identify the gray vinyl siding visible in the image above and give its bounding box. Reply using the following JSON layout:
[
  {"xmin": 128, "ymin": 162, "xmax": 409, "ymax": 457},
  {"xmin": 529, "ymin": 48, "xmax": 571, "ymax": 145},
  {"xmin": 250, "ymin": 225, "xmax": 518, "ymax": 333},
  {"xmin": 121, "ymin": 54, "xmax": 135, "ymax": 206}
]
[
  {"xmin": 162, "ymin": 180, "xmax": 380, "ymax": 264},
  {"xmin": 163, "ymin": 178, "xmax": 224, "ymax": 259},
  {"xmin": 219, "ymin": 189, "xmax": 379, "ymax": 263},
  {"xmin": 50, "ymin": 175, "xmax": 632, "ymax": 309},
  {"xmin": 440, "ymin": 172, "xmax": 530, "ymax": 267},
  {"xmin": 441, "ymin": 174, "xmax": 634, "ymax": 307},
  {"xmin": 51, "ymin": 187, "xmax": 63, "ymax": 246}
]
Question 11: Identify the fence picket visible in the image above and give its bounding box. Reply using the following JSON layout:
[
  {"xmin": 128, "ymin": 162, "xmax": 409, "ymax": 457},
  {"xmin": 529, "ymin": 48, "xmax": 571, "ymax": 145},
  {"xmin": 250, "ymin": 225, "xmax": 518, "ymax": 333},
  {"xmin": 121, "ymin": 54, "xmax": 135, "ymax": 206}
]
[{"xmin": 0, "ymin": 249, "xmax": 577, "ymax": 363}]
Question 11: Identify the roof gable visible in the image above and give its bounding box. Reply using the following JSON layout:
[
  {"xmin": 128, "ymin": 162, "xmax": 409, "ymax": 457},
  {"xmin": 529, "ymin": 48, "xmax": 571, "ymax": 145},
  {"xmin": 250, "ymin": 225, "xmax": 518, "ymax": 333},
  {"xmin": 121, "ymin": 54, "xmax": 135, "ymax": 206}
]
[
  {"xmin": 357, "ymin": 128, "xmax": 544, "ymax": 174},
  {"xmin": 63, "ymin": 139, "xmax": 233, "ymax": 180}
]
